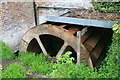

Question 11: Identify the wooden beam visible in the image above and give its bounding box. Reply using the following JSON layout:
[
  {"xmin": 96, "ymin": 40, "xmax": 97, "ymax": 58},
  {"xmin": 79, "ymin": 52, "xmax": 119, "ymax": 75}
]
[
  {"xmin": 56, "ymin": 42, "xmax": 68, "ymax": 57},
  {"xmin": 35, "ymin": 36, "xmax": 48, "ymax": 56},
  {"xmin": 36, "ymin": 7, "xmax": 39, "ymax": 25},
  {"xmin": 77, "ymin": 31, "xmax": 81, "ymax": 64}
]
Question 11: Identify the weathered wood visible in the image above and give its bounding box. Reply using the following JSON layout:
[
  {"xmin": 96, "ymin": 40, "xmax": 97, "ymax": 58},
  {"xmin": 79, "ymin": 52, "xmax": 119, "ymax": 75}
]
[
  {"xmin": 21, "ymin": 24, "xmax": 107, "ymax": 67},
  {"xmin": 81, "ymin": 29, "xmax": 94, "ymax": 43},
  {"xmin": 77, "ymin": 31, "xmax": 81, "ymax": 64},
  {"xmin": 57, "ymin": 25, "xmax": 67, "ymax": 28},
  {"xmin": 56, "ymin": 42, "xmax": 68, "ymax": 57},
  {"xmin": 68, "ymin": 27, "xmax": 80, "ymax": 34},
  {"xmin": 90, "ymin": 40, "xmax": 104, "ymax": 65},
  {"xmin": 84, "ymin": 33, "xmax": 101, "ymax": 52},
  {"xmin": 35, "ymin": 36, "xmax": 48, "ymax": 56},
  {"xmin": 88, "ymin": 57, "xmax": 93, "ymax": 68},
  {"xmin": 36, "ymin": 8, "xmax": 39, "ymax": 25},
  {"xmin": 80, "ymin": 27, "xmax": 88, "ymax": 36}
]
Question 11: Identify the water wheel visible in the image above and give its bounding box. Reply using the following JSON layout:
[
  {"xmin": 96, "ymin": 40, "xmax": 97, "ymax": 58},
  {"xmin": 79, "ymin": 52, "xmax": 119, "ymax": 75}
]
[{"xmin": 19, "ymin": 23, "xmax": 107, "ymax": 67}]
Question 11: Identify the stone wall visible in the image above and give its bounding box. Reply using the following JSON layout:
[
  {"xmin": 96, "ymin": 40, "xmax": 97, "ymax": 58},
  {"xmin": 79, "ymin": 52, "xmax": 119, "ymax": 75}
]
[{"xmin": 0, "ymin": 2, "xmax": 35, "ymax": 50}]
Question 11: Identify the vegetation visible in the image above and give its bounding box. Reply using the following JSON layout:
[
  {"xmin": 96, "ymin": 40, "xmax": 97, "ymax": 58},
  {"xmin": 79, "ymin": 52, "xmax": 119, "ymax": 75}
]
[
  {"xmin": 0, "ymin": 41, "xmax": 15, "ymax": 59},
  {"xmin": 48, "ymin": 51, "xmax": 98, "ymax": 78},
  {"xmin": 97, "ymin": 26, "xmax": 119, "ymax": 78},
  {"xmin": 93, "ymin": 2, "xmax": 120, "ymax": 13},
  {"xmin": 16, "ymin": 52, "xmax": 54, "ymax": 75},
  {"xmin": 0, "ymin": 65, "xmax": 2, "ymax": 78},
  {"xmin": 2, "ymin": 63, "xmax": 26, "ymax": 78},
  {"xmin": 113, "ymin": 20, "xmax": 120, "ymax": 33}
]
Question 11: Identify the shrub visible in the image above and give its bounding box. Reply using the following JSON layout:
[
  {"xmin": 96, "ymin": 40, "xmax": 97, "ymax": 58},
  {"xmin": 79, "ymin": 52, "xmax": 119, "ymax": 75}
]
[
  {"xmin": 16, "ymin": 52, "xmax": 38, "ymax": 66},
  {"xmin": 17, "ymin": 52, "xmax": 54, "ymax": 75},
  {"xmin": 97, "ymin": 30, "xmax": 119, "ymax": 78},
  {"xmin": 17, "ymin": 52, "xmax": 48, "ymax": 66},
  {"xmin": 113, "ymin": 23, "xmax": 120, "ymax": 33},
  {"xmin": 49, "ymin": 51, "xmax": 98, "ymax": 78},
  {"xmin": 31, "ymin": 61, "xmax": 54, "ymax": 75},
  {"xmin": 2, "ymin": 63, "xmax": 26, "ymax": 78},
  {"xmin": 92, "ymin": 2, "xmax": 120, "ymax": 12},
  {"xmin": 0, "ymin": 41, "xmax": 14, "ymax": 59},
  {"xmin": 0, "ymin": 65, "xmax": 2, "ymax": 78}
]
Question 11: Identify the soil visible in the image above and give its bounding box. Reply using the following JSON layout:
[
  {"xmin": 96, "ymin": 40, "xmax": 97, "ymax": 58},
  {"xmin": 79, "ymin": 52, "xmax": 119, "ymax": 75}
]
[
  {"xmin": 1, "ymin": 59, "xmax": 50, "ymax": 78},
  {"xmin": 1, "ymin": 59, "xmax": 30, "ymax": 72},
  {"xmin": 27, "ymin": 72, "xmax": 51, "ymax": 78},
  {"xmin": 69, "ymin": 9, "xmax": 120, "ymax": 21}
]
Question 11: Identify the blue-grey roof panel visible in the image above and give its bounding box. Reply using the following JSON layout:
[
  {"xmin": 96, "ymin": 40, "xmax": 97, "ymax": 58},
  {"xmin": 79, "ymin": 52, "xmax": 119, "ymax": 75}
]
[{"xmin": 47, "ymin": 16, "xmax": 116, "ymax": 28}]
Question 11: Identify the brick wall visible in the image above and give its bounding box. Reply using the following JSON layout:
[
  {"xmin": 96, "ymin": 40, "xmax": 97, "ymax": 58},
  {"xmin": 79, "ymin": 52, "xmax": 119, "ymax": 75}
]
[{"xmin": 0, "ymin": 2, "xmax": 35, "ymax": 50}]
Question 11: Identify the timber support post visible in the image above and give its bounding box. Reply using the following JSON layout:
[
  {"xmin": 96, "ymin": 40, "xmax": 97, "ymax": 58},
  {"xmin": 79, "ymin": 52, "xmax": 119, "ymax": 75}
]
[{"xmin": 77, "ymin": 31, "xmax": 81, "ymax": 64}]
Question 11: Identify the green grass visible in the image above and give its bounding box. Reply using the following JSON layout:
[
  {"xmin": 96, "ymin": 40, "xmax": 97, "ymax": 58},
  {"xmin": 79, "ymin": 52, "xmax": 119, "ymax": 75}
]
[
  {"xmin": 0, "ymin": 41, "xmax": 15, "ymax": 59},
  {"xmin": 2, "ymin": 63, "xmax": 26, "ymax": 78},
  {"xmin": 16, "ymin": 52, "xmax": 55, "ymax": 75}
]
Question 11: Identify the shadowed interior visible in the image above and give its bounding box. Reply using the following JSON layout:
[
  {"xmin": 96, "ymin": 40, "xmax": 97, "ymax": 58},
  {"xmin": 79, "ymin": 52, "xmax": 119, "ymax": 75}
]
[
  {"xmin": 27, "ymin": 38, "xmax": 42, "ymax": 54},
  {"xmin": 39, "ymin": 34, "xmax": 64, "ymax": 57}
]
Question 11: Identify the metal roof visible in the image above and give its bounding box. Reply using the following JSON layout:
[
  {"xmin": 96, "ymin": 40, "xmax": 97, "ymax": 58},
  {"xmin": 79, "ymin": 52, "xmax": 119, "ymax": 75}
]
[{"xmin": 47, "ymin": 16, "xmax": 116, "ymax": 28}]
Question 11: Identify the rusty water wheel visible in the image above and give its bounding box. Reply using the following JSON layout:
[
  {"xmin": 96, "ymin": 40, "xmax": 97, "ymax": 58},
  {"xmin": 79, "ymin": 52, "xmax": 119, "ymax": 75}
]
[{"xmin": 19, "ymin": 23, "xmax": 103, "ymax": 67}]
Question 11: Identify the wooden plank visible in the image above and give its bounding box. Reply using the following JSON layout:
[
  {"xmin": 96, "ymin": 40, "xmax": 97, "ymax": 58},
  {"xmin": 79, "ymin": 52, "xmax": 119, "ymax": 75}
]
[
  {"xmin": 57, "ymin": 25, "xmax": 67, "ymax": 28},
  {"xmin": 84, "ymin": 33, "xmax": 101, "ymax": 52},
  {"xmin": 81, "ymin": 29, "xmax": 94, "ymax": 43},
  {"xmin": 91, "ymin": 41, "xmax": 104, "ymax": 59},
  {"xmin": 77, "ymin": 31, "xmax": 81, "ymax": 64},
  {"xmin": 36, "ymin": 8, "xmax": 39, "ymax": 25},
  {"xmin": 90, "ymin": 41, "xmax": 104, "ymax": 66},
  {"xmin": 68, "ymin": 27, "xmax": 80, "ymax": 34}
]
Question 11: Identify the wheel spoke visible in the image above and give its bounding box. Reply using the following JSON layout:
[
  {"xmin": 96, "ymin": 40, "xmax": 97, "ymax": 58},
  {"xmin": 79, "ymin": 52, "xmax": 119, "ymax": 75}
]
[
  {"xmin": 35, "ymin": 36, "xmax": 48, "ymax": 56},
  {"xmin": 56, "ymin": 42, "xmax": 68, "ymax": 57},
  {"xmin": 88, "ymin": 57, "xmax": 93, "ymax": 68}
]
